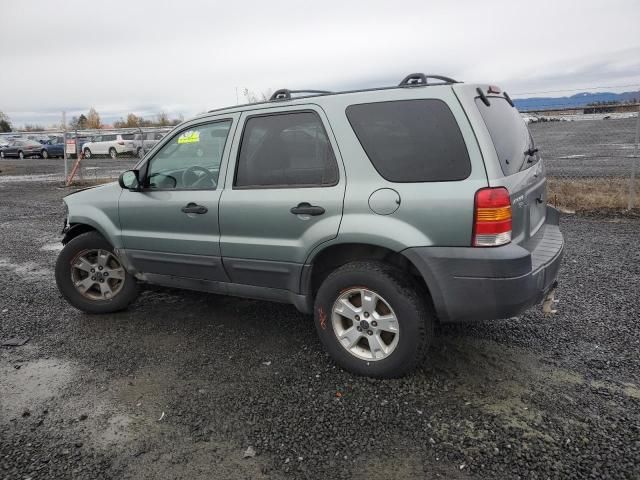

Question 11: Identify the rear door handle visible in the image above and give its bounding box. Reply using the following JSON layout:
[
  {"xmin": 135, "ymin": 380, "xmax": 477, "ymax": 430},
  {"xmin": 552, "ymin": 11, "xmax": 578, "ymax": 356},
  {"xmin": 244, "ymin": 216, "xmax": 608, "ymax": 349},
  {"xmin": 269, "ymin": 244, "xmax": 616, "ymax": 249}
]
[
  {"xmin": 181, "ymin": 202, "xmax": 208, "ymax": 214},
  {"xmin": 290, "ymin": 202, "xmax": 325, "ymax": 216}
]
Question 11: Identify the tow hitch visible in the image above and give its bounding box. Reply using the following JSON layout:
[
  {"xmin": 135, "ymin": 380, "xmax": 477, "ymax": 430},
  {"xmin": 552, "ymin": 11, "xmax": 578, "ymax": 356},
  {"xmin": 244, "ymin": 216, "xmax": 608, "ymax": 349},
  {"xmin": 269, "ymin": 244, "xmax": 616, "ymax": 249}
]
[{"xmin": 542, "ymin": 281, "xmax": 559, "ymax": 315}]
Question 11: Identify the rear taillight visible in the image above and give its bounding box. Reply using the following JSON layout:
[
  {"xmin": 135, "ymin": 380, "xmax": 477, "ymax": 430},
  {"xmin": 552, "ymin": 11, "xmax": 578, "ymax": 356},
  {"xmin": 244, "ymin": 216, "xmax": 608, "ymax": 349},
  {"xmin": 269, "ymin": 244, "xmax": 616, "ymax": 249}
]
[
  {"xmin": 117, "ymin": 140, "xmax": 125, "ymax": 145},
  {"xmin": 472, "ymin": 187, "xmax": 512, "ymax": 247}
]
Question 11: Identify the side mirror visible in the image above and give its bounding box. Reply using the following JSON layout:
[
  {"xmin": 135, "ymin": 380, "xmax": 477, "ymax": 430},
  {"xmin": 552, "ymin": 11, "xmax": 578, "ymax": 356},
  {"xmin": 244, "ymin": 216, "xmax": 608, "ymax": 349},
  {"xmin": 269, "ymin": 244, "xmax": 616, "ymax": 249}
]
[{"xmin": 119, "ymin": 170, "xmax": 141, "ymax": 191}]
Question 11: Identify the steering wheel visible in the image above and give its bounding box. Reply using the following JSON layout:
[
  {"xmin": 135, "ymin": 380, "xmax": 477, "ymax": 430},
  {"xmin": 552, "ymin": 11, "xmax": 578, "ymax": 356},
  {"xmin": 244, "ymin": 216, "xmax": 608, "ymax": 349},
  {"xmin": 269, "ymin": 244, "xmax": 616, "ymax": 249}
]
[{"xmin": 182, "ymin": 166, "xmax": 216, "ymax": 188}]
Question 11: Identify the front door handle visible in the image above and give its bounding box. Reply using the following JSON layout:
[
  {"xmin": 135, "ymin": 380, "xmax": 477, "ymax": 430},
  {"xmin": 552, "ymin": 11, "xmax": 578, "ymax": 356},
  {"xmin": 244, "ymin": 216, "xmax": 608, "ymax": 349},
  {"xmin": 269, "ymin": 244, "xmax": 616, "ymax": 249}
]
[
  {"xmin": 290, "ymin": 202, "xmax": 325, "ymax": 216},
  {"xmin": 181, "ymin": 202, "xmax": 208, "ymax": 214}
]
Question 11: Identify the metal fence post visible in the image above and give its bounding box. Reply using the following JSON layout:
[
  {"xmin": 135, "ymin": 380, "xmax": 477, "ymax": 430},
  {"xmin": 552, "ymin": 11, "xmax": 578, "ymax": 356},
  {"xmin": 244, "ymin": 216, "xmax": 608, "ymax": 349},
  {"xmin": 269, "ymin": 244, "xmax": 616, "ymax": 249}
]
[
  {"xmin": 629, "ymin": 106, "xmax": 640, "ymax": 210},
  {"xmin": 62, "ymin": 111, "xmax": 68, "ymax": 183},
  {"xmin": 138, "ymin": 125, "xmax": 145, "ymax": 158}
]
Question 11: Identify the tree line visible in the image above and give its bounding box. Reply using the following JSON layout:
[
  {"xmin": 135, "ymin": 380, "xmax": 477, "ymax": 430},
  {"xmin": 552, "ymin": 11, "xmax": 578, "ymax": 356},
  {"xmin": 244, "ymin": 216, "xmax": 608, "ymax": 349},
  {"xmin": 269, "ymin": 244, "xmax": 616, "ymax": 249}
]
[{"xmin": 0, "ymin": 108, "xmax": 184, "ymax": 133}]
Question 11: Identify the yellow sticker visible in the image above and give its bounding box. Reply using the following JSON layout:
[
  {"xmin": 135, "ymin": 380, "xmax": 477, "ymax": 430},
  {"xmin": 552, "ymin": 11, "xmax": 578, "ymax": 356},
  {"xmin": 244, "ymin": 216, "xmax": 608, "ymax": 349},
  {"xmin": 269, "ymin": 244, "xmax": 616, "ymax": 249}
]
[{"xmin": 178, "ymin": 130, "xmax": 200, "ymax": 144}]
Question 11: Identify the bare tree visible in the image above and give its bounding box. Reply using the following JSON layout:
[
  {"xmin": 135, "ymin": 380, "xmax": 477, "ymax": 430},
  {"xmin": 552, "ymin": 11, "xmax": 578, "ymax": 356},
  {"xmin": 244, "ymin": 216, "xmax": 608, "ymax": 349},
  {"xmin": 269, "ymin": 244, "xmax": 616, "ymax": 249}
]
[
  {"xmin": 242, "ymin": 88, "xmax": 273, "ymax": 104},
  {"xmin": 86, "ymin": 107, "xmax": 102, "ymax": 129}
]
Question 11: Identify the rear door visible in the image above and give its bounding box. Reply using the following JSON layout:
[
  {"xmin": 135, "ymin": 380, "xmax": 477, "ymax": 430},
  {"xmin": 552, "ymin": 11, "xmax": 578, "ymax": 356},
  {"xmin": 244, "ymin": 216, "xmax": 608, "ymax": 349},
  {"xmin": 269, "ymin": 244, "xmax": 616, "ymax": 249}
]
[
  {"xmin": 464, "ymin": 87, "xmax": 546, "ymax": 245},
  {"xmin": 219, "ymin": 106, "xmax": 345, "ymax": 291}
]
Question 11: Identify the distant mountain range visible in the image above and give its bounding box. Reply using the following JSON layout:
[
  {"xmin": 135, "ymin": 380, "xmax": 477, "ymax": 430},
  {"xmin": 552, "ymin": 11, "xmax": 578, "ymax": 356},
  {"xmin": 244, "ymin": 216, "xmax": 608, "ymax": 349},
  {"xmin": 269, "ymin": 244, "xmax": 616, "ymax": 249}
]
[{"xmin": 513, "ymin": 90, "xmax": 640, "ymax": 112}]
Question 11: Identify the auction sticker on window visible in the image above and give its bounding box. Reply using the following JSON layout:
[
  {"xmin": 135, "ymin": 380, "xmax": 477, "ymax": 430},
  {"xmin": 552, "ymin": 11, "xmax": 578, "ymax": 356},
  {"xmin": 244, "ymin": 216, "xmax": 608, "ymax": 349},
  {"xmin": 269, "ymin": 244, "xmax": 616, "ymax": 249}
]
[{"xmin": 178, "ymin": 131, "xmax": 200, "ymax": 144}]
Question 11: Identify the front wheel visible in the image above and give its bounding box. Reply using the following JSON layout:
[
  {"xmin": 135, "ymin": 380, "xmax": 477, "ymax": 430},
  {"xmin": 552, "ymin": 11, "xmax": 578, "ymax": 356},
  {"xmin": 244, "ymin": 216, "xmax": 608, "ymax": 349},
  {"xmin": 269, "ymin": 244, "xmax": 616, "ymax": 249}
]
[
  {"xmin": 55, "ymin": 231, "xmax": 139, "ymax": 313},
  {"xmin": 41, "ymin": 149, "xmax": 49, "ymax": 159},
  {"xmin": 83, "ymin": 148, "xmax": 92, "ymax": 159},
  {"xmin": 314, "ymin": 261, "xmax": 433, "ymax": 378}
]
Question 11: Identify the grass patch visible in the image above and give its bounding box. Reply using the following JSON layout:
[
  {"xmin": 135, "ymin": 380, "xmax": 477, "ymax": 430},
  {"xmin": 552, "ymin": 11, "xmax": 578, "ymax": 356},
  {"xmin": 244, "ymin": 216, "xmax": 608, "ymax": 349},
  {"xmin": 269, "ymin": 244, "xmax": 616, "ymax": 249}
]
[{"xmin": 548, "ymin": 177, "xmax": 639, "ymax": 210}]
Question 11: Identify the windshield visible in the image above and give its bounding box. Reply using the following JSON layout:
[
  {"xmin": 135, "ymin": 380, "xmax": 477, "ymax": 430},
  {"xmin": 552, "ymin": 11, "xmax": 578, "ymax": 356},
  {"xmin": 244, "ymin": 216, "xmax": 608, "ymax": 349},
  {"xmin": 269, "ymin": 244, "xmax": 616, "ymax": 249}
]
[{"xmin": 475, "ymin": 96, "xmax": 537, "ymax": 176}]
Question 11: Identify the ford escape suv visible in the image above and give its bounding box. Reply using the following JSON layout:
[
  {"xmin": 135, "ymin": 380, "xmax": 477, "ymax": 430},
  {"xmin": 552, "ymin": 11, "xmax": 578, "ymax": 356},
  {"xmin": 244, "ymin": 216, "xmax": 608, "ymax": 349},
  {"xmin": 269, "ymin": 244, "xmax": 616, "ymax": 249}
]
[{"xmin": 55, "ymin": 73, "xmax": 564, "ymax": 378}]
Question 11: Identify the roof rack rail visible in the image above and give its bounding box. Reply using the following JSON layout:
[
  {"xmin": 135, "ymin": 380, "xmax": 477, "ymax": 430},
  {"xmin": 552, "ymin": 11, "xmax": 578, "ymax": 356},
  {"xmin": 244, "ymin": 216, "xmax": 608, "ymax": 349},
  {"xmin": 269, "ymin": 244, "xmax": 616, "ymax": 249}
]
[
  {"xmin": 270, "ymin": 89, "xmax": 332, "ymax": 101},
  {"xmin": 398, "ymin": 73, "xmax": 459, "ymax": 87}
]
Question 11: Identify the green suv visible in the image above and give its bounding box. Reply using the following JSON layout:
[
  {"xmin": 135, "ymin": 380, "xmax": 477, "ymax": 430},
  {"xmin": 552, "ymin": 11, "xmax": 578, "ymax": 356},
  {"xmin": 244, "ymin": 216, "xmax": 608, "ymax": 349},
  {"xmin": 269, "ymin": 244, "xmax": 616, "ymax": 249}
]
[{"xmin": 55, "ymin": 74, "xmax": 564, "ymax": 378}]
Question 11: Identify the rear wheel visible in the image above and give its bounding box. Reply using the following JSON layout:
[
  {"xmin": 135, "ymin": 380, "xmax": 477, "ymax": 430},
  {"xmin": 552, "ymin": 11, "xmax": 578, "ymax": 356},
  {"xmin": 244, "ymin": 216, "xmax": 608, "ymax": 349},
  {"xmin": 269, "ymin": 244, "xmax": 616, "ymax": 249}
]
[
  {"xmin": 18, "ymin": 151, "xmax": 24, "ymax": 159},
  {"xmin": 41, "ymin": 149, "xmax": 49, "ymax": 159},
  {"xmin": 55, "ymin": 231, "xmax": 139, "ymax": 313},
  {"xmin": 83, "ymin": 148, "xmax": 91, "ymax": 159},
  {"xmin": 314, "ymin": 260, "xmax": 433, "ymax": 378},
  {"xmin": 137, "ymin": 147, "xmax": 144, "ymax": 158},
  {"xmin": 109, "ymin": 147, "xmax": 117, "ymax": 159}
]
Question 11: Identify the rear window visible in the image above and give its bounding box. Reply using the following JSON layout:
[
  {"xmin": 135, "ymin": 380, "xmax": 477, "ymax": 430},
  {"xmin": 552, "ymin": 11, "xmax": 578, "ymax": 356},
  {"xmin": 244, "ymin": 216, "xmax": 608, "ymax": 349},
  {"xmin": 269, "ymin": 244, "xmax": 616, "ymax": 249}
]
[
  {"xmin": 475, "ymin": 97, "xmax": 535, "ymax": 176},
  {"xmin": 121, "ymin": 133, "xmax": 134, "ymax": 140},
  {"xmin": 346, "ymin": 99, "xmax": 471, "ymax": 182}
]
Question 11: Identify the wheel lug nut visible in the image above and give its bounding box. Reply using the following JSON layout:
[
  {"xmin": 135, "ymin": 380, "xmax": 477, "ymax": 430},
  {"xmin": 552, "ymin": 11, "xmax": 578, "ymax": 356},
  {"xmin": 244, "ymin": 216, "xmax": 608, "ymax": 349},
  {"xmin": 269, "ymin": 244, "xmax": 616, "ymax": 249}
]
[
  {"xmin": 367, "ymin": 330, "xmax": 373, "ymax": 335},
  {"xmin": 364, "ymin": 312, "xmax": 369, "ymax": 318},
  {"xmin": 98, "ymin": 266, "xmax": 103, "ymax": 270},
  {"xmin": 91, "ymin": 276, "xmax": 96, "ymax": 281},
  {"xmin": 356, "ymin": 327, "xmax": 362, "ymax": 332},
  {"xmin": 355, "ymin": 315, "xmax": 360, "ymax": 321},
  {"xmin": 371, "ymin": 321, "xmax": 377, "ymax": 327},
  {"xmin": 99, "ymin": 279, "xmax": 104, "ymax": 283},
  {"xmin": 103, "ymin": 272, "xmax": 109, "ymax": 277},
  {"xmin": 90, "ymin": 268, "xmax": 95, "ymax": 273}
]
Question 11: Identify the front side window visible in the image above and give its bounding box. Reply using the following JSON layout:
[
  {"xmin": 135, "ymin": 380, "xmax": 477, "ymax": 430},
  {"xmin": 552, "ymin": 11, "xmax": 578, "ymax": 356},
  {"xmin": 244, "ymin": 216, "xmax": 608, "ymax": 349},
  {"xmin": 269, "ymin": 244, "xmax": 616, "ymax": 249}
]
[
  {"xmin": 346, "ymin": 99, "xmax": 471, "ymax": 182},
  {"xmin": 235, "ymin": 111, "xmax": 339, "ymax": 188},
  {"xmin": 145, "ymin": 120, "xmax": 232, "ymax": 190}
]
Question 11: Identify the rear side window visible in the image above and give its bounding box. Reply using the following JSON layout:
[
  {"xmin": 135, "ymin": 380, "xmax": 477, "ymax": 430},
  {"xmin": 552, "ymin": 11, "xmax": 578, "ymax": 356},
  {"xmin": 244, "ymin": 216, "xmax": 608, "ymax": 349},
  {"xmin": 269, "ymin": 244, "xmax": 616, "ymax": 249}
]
[
  {"xmin": 475, "ymin": 97, "xmax": 535, "ymax": 176},
  {"xmin": 121, "ymin": 133, "xmax": 134, "ymax": 140},
  {"xmin": 346, "ymin": 99, "xmax": 471, "ymax": 182},
  {"xmin": 235, "ymin": 111, "xmax": 339, "ymax": 188}
]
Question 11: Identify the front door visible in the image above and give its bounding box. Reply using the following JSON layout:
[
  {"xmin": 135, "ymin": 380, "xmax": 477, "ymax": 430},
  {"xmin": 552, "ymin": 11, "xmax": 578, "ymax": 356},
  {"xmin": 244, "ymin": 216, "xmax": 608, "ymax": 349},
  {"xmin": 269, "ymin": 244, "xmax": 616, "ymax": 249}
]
[
  {"xmin": 219, "ymin": 107, "xmax": 345, "ymax": 291},
  {"xmin": 119, "ymin": 117, "xmax": 237, "ymax": 281}
]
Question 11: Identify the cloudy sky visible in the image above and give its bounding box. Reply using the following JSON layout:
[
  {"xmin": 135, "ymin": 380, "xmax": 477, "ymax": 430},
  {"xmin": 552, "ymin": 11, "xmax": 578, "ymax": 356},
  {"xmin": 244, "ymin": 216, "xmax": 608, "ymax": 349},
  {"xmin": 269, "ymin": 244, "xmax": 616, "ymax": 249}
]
[{"xmin": 2, "ymin": 0, "xmax": 639, "ymax": 127}]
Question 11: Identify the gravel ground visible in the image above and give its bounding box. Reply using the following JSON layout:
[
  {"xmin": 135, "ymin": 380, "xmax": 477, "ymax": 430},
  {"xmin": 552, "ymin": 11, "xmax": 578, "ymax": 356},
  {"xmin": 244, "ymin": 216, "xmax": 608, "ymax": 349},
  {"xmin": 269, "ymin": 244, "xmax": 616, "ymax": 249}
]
[{"xmin": 1, "ymin": 169, "xmax": 640, "ymax": 479}]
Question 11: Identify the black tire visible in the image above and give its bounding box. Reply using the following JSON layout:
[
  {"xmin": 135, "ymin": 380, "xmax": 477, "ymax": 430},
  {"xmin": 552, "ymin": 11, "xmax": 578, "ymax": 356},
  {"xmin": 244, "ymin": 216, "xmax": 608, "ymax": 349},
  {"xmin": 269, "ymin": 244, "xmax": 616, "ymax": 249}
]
[
  {"xmin": 314, "ymin": 260, "xmax": 433, "ymax": 378},
  {"xmin": 18, "ymin": 150, "xmax": 24, "ymax": 159},
  {"xmin": 109, "ymin": 147, "xmax": 117, "ymax": 159},
  {"xmin": 55, "ymin": 231, "xmax": 139, "ymax": 314},
  {"xmin": 136, "ymin": 148, "xmax": 143, "ymax": 158},
  {"xmin": 41, "ymin": 149, "xmax": 49, "ymax": 159},
  {"xmin": 84, "ymin": 148, "xmax": 91, "ymax": 159}
]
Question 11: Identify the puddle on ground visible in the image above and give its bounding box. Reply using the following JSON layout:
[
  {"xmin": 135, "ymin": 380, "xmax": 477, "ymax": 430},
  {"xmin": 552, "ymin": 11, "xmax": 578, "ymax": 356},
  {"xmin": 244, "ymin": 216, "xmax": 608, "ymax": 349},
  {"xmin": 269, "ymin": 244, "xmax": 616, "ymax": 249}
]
[
  {"xmin": 40, "ymin": 242, "xmax": 64, "ymax": 252},
  {"xmin": 0, "ymin": 173, "xmax": 62, "ymax": 183},
  {"xmin": 0, "ymin": 258, "xmax": 52, "ymax": 281},
  {"xmin": 0, "ymin": 358, "xmax": 75, "ymax": 420},
  {"xmin": 97, "ymin": 413, "xmax": 135, "ymax": 445}
]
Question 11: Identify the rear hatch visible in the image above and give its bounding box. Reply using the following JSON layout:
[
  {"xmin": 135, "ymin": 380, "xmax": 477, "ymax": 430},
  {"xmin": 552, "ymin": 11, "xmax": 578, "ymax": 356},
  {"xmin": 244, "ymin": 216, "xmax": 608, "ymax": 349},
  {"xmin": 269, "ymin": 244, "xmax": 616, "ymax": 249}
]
[{"xmin": 472, "ymin": 89, "xmax": 547, "ymax": 246}]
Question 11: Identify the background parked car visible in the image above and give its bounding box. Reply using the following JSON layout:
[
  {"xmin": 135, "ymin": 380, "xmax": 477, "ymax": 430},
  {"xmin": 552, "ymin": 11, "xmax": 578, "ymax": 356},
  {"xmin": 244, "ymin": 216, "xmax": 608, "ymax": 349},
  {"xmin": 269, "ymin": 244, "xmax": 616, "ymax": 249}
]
[
  {"xmin": 41, "ymin": 136, "xmax": 65, "ymax": 158},
  {"xmin": 132, "ymin": 131, "xmax": 165, "ymax": 157},
  {"xmin": 0, "ymin": 139, "xmax": 43, "ymax": 159},
  {"xmin": 82, "ymin": 133, "xmax": 135, "ymax": 159}
]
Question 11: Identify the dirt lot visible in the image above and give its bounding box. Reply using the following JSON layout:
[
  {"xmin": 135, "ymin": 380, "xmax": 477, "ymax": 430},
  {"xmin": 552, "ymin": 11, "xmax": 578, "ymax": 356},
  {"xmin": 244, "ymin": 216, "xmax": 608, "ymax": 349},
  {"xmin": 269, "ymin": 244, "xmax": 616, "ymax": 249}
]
[
  {"xmin": 1, "ymin": 164, "xmax": 639, "ymax": 479},
  {"xmin": 529, "ymin": 116, "xmax": 638, "ymax": 178}
]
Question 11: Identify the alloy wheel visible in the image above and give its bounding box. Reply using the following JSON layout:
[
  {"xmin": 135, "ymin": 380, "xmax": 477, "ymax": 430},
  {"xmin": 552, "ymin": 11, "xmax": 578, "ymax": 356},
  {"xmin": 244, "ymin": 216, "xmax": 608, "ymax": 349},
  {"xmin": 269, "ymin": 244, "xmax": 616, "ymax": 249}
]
[
  {"xmin": 331, "ymin": 287, "xmax": 400, "ymax": 361},
  {"xmin": 70, "ymin": 249, "xmax": 126, "ymax": 301}
]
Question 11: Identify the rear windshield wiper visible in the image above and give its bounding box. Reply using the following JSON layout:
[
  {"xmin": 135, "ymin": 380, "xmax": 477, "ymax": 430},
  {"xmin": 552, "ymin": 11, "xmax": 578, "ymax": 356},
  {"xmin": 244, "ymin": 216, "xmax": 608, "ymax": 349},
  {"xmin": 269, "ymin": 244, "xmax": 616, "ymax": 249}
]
[{"xmin": 525, "ymin": 147, "xmax": 539, "ymax": 158}]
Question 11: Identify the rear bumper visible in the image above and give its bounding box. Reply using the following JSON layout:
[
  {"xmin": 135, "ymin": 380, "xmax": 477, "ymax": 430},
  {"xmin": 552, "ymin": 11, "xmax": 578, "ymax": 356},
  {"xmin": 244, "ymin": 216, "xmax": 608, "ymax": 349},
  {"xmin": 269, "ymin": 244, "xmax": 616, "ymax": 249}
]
[{"xmin": 403, "ymin": 206, "xmax": 564, "ymax": 323}]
